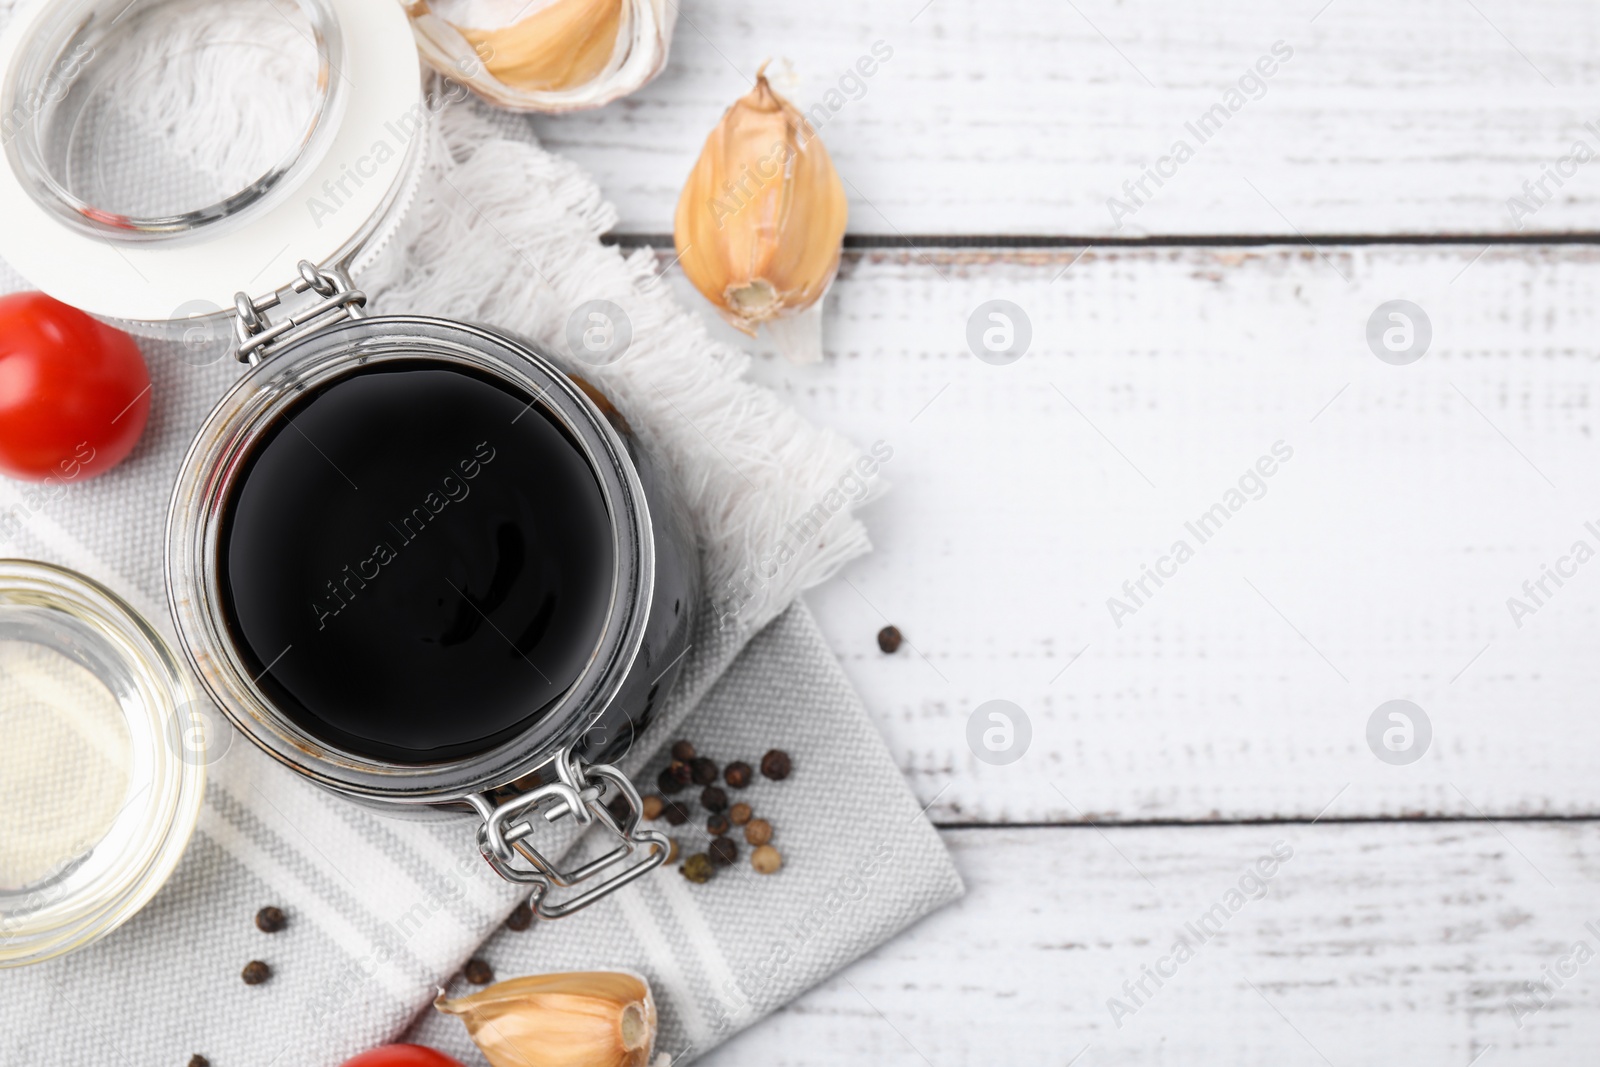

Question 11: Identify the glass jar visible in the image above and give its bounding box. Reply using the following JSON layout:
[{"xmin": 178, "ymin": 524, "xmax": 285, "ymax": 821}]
[{"xmin": 0, "ymin": 0, "xmax": 697, "ymax": 920}]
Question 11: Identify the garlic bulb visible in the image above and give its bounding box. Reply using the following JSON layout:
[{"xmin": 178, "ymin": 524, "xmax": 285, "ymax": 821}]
[
  {"xmin": 674, "ymin": 66, "xmax": 849, "ymax": 364},
  {"xmin": 435, "ymin": 970, "xmax": 657, "ymax": 1067},
  {"xmin": 405, "ymin": 0, "xmax": 676, "ymax": 113}
]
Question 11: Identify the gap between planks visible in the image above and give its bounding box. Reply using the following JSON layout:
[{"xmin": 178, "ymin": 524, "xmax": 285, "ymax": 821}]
[
  {"xmin": 938, "ymin": 814, "xmax": 1600, "ymax": 830},
  {"xmin": 604, "ymin": 232, "xmax": 1600, "ymax": 250}
]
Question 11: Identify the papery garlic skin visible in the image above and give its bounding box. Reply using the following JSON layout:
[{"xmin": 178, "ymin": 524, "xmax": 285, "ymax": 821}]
[
  {"xmin": 436, "ymin": 970, "xmax": 656, "ymax": 1067},
  {"xmin": 405, "ymin": 0, "xmax": 676, "ymax": 113},
  {"xmin": 674, "ymin": 68, "xmax": 848, "ymax": 362}
]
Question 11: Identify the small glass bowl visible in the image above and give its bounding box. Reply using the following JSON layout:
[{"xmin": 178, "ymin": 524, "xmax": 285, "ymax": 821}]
[{"xmin": 0, "ymin": 560, "xmax": 205, "ymax": 967}]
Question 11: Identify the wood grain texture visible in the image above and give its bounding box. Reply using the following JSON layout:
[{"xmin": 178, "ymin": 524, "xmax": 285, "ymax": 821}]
[
  {"xmin": 649, "ymin": 243, "xmax": 1600, "ymax": 823},
  {"xmin": 701, "ymin": 823, "xmax": 1600, "ymax": 1067},
  {"xmin": 532, "ymin": 0, "xmax": 1600, "ymax": 236}
]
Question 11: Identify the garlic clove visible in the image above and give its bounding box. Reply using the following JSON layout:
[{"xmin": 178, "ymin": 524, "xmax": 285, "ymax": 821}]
[
  {"xmin": 436, "ymin": 970, "xmax": 656, "ymax": 1067},
  {"xmin": 674, "ymin": 65, "xmax": 848, "ymax": 362},
  {"xmin": 405, "ymin": 0, "xmax": 676, "ymax": 113},
  {"xmin": 459, "ymin": 0, "xmax": 625, "ymax": 93}
]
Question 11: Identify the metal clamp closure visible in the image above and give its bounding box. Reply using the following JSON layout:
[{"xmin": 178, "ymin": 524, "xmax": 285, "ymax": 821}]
[
  {"xmin": 233, "ymin": 260, "xmax": 368, "ymax": 365},
  {"xmin": 469, "ymin": 748, "xmax": 670, "ymax": 920}
]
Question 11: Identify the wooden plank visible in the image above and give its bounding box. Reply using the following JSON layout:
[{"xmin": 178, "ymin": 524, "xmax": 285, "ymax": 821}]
[
  {"xmin": 701, "ymin": 824, "xmax": 1600, "ymax": 1067},
  {"xmin": 655, "ymin": 243, "xmax": 1600, "ymax": 823},
  {"xmin": 535, "ymin": 0, "xmax": 1600, "ymax": 236}
]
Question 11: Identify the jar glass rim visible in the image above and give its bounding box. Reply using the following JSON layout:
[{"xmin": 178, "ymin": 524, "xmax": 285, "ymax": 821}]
[
  {"xmin": 0, "ymin": 559, "xmax": 205, "ymax": 968},
  {"xmin": 0, "ymin": 0, "xmax": 343, "ymax": 242}
]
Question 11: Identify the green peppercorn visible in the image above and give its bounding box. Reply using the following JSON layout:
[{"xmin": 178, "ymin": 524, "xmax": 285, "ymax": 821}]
[{"xmin": 681, "ymin": 853, "xmax": 716, "ymax": 883}]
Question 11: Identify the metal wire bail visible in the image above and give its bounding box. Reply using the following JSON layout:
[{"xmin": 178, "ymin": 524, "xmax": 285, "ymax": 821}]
[
  {"xmin": 469, "ymin": 747, "xmax": 671, "ymax": 920},
  {"xmin": 232, "ymin": 259, "xmax": 368, "ymax": 365}
]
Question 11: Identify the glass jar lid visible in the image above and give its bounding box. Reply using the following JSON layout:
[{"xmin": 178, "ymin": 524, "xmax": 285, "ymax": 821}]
[
  {"xmin": 0, "ymin": 0, "xmax": 421, "ymax": 324},
  {"xmin": 0, "ymin": 560, "xmax": 205, "ymax": 967}
]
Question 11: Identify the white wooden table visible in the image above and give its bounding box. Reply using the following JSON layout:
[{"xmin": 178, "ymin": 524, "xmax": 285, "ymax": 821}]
[{"xmin": 539, "ymin": 1, "xmax": 1600, "ymax": 1063}]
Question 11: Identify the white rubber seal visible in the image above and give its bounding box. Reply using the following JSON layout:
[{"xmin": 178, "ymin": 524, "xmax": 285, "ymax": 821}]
[{"xmin": 0, "ymin": 0, "xmax": 420, "ymax": 323}]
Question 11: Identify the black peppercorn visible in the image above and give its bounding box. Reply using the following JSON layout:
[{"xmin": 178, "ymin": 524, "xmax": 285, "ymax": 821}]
[
  {"xmin": 606, "ymin": 793, "xmax": 631, "ymax": 823},
  {"xmin": 506, "ymin": 901, "xmax": 534, "ymax": 932},
  {"xmin": 671, "ymin": 740, "xmax": 696, "ymax": 762},
  {"xmin": 760, "ymin": 749, "xmax": 792, "ymax": 781},
  {"xmin": 700, "ymin": 785, "xmax": 728, "ymax": 813},
  {"xmin": 656, "ymin": 766, "xmax": 687, "ymax": 795},
  {"xmin": 188, "ymin": 1056, "xmax": 210, "ymax": 1067},
  {"xmin": 681, "ymin": 853, "xmax": 715, "ymax": 883},
  {"xmin": 464, "ymin": 958, "xmax": 494, "ymax": 985},
  {"xmin": 254, "ymin": 906, "xmax": 286, "ymax": 933},
  {"xmin": 877, "ymin": 625, "xmax": 903, "ymax": 653},
  {"xmin": 708, "ymin": 837, "xmax": 739, "ymax": 867},
  {"xmin": 663, "ymin": 800, "xmax": 690, "ymax": 826},
  {"xmin": 689, "ymin": 757, "xmax": 719, "ymax": 785},
  {"xmin": 241, "ymin": 960, "xmax": 271, "ymax": 986},
  {"xmin": 723, "ymin": 761, "xmax": 753, "ymax": 789},
  {"xmin": 707, "ymin": 813, "xmax": 730, "ymax": 836}
]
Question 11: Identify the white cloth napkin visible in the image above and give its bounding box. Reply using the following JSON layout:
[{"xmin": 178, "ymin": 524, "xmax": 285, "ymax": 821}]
[{"xmin": 0, "ymin": 28, "xmax": 961, "ymax": 1067}]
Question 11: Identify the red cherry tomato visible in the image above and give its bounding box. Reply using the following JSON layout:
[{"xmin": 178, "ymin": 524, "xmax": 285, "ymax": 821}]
[
  {"xmin": 340, "ymin": 1045, "xmax": 467, "ymax": 1067},
  {"xmin": 0, "ymin": 291, "xmax": 151, "ymax": 482}
]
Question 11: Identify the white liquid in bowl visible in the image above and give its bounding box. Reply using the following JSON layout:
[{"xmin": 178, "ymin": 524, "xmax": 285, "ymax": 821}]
[{"xmin": 0, "ymin": 640, "xmax": 133, "ymax": 889}]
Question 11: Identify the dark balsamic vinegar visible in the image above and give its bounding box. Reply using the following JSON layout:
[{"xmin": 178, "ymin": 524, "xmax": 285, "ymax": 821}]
[{"xmin": 220, "ymin": 361, "xmax": 615, "ymax": 763}]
